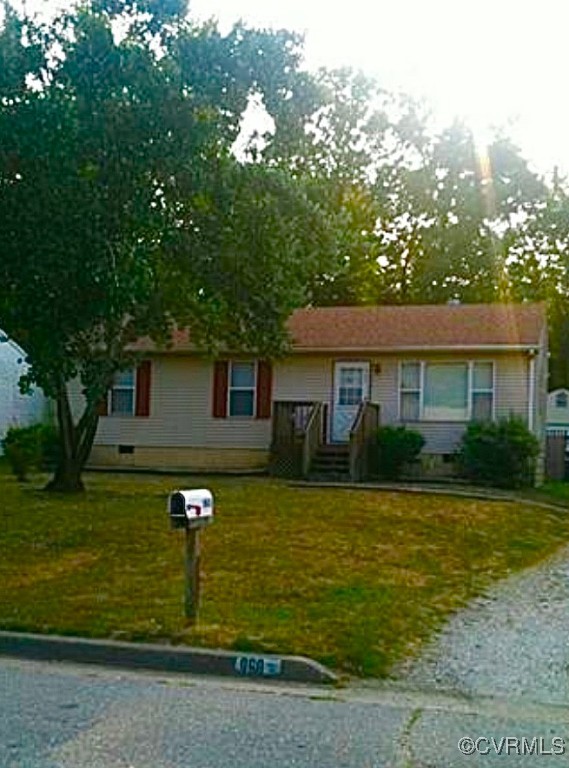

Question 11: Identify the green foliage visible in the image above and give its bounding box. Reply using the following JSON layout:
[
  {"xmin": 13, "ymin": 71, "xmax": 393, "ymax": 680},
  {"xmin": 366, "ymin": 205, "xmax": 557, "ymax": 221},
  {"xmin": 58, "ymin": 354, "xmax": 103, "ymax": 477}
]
[
  {"xmin": 457, "ymin": 417, "xmax": 540, "ymax": 489},
  {"xmin": 373, "ymin": 125, "xmax": 546, "ymax": 306},
  {"xmin": 0, "ymin": 1, "xmax": 337, "ymax": 490},
  {"xmin": 375, "ymin": 426, "xmax": 425, "ymax": 480},
  {"xmin": 2, "ymin": 423, "xmax": 60, "ymax": 481},
  {"xmin": 1, "ymin": 0, "xmax": 565, "ymax": 493}
]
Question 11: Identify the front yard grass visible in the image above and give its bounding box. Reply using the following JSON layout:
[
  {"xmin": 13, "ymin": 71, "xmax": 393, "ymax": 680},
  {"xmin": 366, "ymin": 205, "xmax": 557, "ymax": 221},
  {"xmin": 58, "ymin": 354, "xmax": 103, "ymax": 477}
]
[
  {"xmin": 529, "ymin": 481, "xmax": 569, "ymax": 508},
  {"xmin": 2, "ymin": 468, "xmax": 569, "ymax": 677}
]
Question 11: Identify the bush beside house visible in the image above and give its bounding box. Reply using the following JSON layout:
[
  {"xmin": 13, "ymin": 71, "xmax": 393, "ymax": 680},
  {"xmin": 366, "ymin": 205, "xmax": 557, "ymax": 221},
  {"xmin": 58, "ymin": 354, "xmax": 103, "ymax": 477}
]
[
  {"xmin": 457, "ymin": 417, "xmax": 539, "ymax": 489},
  {"xmin": 375, "ymin": 426, "xmax": 425, "ymax": 480},
  {"xmin": 2, "ymin": 424, "xmax": 60, "ymax": 481}
]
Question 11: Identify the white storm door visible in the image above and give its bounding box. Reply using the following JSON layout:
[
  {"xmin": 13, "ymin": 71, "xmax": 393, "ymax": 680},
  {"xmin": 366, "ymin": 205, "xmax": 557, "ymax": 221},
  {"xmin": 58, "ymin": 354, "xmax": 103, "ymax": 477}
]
[{"xmin": 331, "ymin": 361, "xmax": 370, "ymax": 442}]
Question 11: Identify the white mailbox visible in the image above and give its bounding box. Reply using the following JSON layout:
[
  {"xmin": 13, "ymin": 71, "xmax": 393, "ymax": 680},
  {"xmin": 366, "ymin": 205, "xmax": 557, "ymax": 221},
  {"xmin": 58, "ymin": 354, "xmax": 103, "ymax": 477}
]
[{"xmin": 168, "ymin": 489, "xmax": 214, "ymax": 530}]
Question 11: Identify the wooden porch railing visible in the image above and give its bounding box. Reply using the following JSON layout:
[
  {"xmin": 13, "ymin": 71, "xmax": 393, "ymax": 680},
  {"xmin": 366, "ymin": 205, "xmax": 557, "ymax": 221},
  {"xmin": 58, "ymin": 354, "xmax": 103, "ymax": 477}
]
[
  {"xmin": 302, "ymin": 402, "xmax": 325, "ymax": 478},
  {"xmin": 349, "ymin": 401, "xmax": 380, "ymax": 482},
  {"xmin": 271, "ymin": 401, "xmax": 324, "ymax": 477}
]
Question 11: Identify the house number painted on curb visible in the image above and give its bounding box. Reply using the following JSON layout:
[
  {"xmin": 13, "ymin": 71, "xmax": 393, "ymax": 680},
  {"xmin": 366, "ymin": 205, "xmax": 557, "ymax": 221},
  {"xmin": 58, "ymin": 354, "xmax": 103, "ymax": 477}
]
[{"xmin": 234, "ymin": 655, "xmax": 283, "ymax": 677}]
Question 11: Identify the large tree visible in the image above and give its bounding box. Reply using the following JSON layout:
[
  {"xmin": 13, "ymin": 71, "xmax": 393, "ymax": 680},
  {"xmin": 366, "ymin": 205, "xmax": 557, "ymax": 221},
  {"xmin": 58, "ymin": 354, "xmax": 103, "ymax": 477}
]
[
  {"xmin": 507, "ymin": 173, "xmax": 569, "ymax": 387},
  {"xmin": 0, "ymin": 0, "xmax": 334, "ymax": 491},
  {"xmin": 372, "ymin": 123, "xmax": 546, "ymax": 304},
  {"xmin": 263, "ymin": 67, "xmax": 427, "ymax": 306}
]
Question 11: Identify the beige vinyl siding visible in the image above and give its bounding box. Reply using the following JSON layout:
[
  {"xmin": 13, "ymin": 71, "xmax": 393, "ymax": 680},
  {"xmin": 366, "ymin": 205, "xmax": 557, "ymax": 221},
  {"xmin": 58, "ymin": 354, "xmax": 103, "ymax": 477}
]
[
  {"xmin": 494, "ymin": 354, "xmax": 529, "ymax": 422},
  {"xmin": 274, "ymin": 355, "xmax": 371, "ymax": 444},
  {"xmin": 86, "ymin": 349, "xmax": 538, "ymax": 465},
  {"xmin": 274, "ymin": 352, "xmax": 532, "ymax": 454},
  {"xmin": 372, "ymin": 352, "xmax": 531, "ymax": 455},
  {"xmin": 94, "ymin": 356, "xmax": 271, "ymax": 450},
  {"xmin": 273, "ymin": 356, "xmax": 333, "ymax": 402}
]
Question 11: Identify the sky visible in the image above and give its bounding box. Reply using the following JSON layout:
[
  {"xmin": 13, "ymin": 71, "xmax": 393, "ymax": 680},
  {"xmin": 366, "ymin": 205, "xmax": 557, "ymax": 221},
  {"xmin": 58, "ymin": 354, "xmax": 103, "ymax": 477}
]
[
  {"xmin": 188, "ymin": 0, "xmax": 569, "ymax": 175},
  {"xmin": 16, "ymin": 0, "xmax": 569, "ymax": 173}
]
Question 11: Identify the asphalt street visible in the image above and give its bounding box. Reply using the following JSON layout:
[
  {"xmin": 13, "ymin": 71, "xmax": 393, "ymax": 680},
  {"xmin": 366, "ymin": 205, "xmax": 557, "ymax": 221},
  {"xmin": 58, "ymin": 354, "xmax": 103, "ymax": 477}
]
[{"xmin": 2, "ymin": 658, "xmax": 569, "ymax": 767}]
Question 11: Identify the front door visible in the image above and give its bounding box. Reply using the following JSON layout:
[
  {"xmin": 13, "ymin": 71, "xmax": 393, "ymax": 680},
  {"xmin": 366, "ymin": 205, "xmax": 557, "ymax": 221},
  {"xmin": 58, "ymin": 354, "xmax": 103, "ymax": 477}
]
[{"xmin": 331, "ymin": 361, "xmax": 370, "ymax": 442}]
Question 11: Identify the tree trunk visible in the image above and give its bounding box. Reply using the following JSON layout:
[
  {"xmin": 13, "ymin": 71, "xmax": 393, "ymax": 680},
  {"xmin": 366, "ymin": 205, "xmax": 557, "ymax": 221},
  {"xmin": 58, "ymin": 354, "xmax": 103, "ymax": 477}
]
[
  {"xmin": 44, "ymin": 384, "xmax": 99, "ymax": 493},
  {"xmin": 45, "ymin": 456, "xmax": 85, "ymax": 493}
]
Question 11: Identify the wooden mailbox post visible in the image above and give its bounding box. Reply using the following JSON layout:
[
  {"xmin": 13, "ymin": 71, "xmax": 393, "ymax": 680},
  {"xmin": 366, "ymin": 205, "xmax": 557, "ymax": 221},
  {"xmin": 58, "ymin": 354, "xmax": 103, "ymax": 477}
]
[{"xmin": 168, "ymin": 489, "xmax": 214, "ymax": 625}]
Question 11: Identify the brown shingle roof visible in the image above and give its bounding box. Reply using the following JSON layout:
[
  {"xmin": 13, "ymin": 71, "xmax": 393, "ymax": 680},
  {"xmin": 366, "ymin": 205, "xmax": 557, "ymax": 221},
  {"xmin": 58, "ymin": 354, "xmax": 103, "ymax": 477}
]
[
  {"xmin": 288, "ymin": 303, "xmax": 546, "ymax": 350},
  {"xmin": 132, "ymin": 303, "xmax": 546, "ymax": 353}
]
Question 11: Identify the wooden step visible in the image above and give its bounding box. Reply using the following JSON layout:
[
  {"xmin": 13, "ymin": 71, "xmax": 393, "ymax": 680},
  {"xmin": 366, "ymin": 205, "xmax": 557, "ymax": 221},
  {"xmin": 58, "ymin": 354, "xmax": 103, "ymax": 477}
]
[
  {"xmin": 316, "ymin": 444, "xmax": 349, "ymax": 455},
  {"xmin": 307, "ymin": 443, "xmax": 351, "ymax": 480},
  {"xmin": 308, "ymin": 472, "xmax": 351, "ymax": 482},
  {"xmin": 311, "ymin": 463, "xmax": 349, "ymax": 474}
]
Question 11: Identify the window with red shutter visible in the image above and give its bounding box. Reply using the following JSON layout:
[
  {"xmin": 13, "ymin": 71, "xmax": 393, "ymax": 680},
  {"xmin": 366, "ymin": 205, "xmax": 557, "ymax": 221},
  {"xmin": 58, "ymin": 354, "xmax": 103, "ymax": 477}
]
[
  {"xmin": 108, "ymin": 368, "xmax": 136, "ymax": 416},
  {"xmin": 213, "ymin": 359, "xmax": 272, "ymax": 419}
]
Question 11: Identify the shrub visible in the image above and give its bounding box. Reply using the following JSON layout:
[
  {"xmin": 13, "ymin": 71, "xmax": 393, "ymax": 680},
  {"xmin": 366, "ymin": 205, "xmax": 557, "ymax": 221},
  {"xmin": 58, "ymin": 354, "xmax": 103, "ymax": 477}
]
[
  {"xmin": 457, "ymin": 417, "xmax": 539, "ymax": 489},
  {"xmin": 376, "ymin": 426, "xmax": 425, "ymax": 480},
  {"xmin": 2, "ymin": 423, "xmax": 60, "ymax": 481},
  {"xmin": 38, "ymin": 424, "xmax": 61, "ymax": 470}
]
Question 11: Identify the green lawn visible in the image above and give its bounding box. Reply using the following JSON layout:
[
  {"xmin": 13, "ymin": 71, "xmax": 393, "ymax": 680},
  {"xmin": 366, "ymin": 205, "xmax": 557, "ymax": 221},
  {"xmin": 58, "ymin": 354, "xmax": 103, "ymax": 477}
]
[
  {"xmin": 531, "ymin": 481, "xmax": 569, "ymax": 507},
  {"xmin": 2, "ymin": 467, "xmax": 569, "ymax": 677}
]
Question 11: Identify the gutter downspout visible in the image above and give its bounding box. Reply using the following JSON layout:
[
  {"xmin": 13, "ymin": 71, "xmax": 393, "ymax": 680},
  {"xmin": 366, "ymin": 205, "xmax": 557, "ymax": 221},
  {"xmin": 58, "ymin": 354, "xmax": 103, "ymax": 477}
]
[{"xmin": 528, "ymin": 350, "xmax": 536, "ymax": 433}]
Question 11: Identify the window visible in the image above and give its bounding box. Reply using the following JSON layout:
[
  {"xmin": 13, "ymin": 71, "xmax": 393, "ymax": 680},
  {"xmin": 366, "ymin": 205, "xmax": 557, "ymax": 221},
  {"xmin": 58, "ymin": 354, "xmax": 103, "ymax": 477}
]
[
  {"xmin": 229, "ymin": 362, "xmax": 256, "ymax": 417},
  {"xmin": 399, "ymin": 361, "xmax": 494, "ymax": 422},
  {"xmin": 212, "ymin": 360, "xmax": 272, "ymax": 419},
  {"xmin": 556, "ymin": 391, "xmax": 568, "ymax": 409},
  {"xmin": 109, "ymin": 368, "xmax": 136, "ymax": 416},
  {"xmin": 338, "ymin": 367, "xmax": 365, "ymax": 406},
  {"xmin": 400, "ymin": 362, "xmax": 421, "ymax": 421},
  {"xmin": 471, "ymin": 362, "xmax": 494, "ymax": 421},
  {"xmin": 424, "ymin": 363, "xmax": 469, "ymax": 421}
]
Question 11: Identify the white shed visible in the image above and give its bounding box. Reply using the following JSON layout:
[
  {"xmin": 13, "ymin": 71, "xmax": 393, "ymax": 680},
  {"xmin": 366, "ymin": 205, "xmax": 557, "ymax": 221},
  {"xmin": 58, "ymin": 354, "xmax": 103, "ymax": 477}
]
[
  {"xmin": 0, "ymin": 333, "xmax": 47, "ymax": 453},
  {"xmin": 547, "ymin": 388, "xmax": 569, "ymax": 433}
]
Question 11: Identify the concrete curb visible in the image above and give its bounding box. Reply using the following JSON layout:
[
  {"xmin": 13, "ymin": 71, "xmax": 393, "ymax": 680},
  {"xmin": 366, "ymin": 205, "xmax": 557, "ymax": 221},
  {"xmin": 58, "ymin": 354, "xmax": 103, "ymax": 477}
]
[{"xmin": 0, "ymin": 631, "xmax": 337, "ymax": 685}]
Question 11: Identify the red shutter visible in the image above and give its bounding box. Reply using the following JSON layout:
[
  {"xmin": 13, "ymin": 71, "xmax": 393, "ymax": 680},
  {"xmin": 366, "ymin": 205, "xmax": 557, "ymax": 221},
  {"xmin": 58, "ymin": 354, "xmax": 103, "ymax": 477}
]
[
  {"xmin": 256, "ymin": 360, "xmax": 272, "ymax": 419},
  {"xmin": 213, "ymin": 361, "xmax": 228, "ymax": 418},
  {"xmin": 97, "ymin": 395, "xmax": 108, "ymax": 417},
  {"xmin": 135, "ymin": 360, "xmax": 152, "ymax": 417}
]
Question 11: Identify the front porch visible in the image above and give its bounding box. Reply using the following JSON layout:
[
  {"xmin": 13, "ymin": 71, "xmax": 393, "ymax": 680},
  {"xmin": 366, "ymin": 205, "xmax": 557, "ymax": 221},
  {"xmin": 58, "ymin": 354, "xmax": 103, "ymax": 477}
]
[{"xmin": 270, "ymin": 400, "xmax": 380, "ymax": 481}]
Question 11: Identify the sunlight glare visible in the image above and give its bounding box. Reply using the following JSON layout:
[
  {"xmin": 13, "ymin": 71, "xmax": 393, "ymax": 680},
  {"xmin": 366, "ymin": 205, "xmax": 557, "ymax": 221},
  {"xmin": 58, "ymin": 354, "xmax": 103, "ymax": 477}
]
[
  {"xmin": 190, "ymin": 0, "xmax": 569, "ymax": 172},
  {"xmin": 8, "ymin": 0, "xmax": 569, "ymax": 171}
]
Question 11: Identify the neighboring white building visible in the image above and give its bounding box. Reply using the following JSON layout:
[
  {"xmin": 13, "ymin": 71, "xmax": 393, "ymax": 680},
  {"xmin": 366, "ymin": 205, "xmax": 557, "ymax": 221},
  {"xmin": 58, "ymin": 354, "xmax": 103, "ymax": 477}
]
[
  {"xmin": 547, "ymin": 388, "xmax": 569, "ymax": 433},
  {"xmin": 0, "ymin": 333, "xmax": 47, "ymax": 453}
]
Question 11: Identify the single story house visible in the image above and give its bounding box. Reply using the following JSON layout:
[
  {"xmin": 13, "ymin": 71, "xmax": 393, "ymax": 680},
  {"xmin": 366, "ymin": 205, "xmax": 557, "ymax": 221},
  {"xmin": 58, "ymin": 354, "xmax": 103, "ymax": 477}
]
[
  {"xmin": 547, "ymin": 388, "xmax": 569, "ymax": 434},
  {"xmin": 0, "ymin": 332, "xmax": 48, "ymax": 452},
  {"xmin": 88, "ymin": 302, "xmax": 548, "ymax": 480}
]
